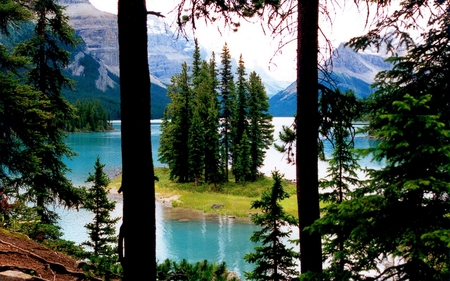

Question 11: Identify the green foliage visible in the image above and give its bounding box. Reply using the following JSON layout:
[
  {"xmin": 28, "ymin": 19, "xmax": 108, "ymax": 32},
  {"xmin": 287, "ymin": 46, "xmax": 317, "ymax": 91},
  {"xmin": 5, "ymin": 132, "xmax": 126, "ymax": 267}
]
[
  {"xmin": 159, "ymin": 62, "xmax": 192, "ymax": 182},
  {"xmin": 82, "ymin": 156, "xmax": 121, "ymax": 280},
  {"xmin": 219, "ymin": 43, "xmax": 236, "ymax": 181},
  {"xmin": 233, "ymin": 130, "xmax": 251, "ymax": 185},
  {"xmin": 0, "ymin": 0, "xmax": 33, "ymax": 34},
  {"xmin": 246, "ymin": 71, "xmax": 274, "ymax": 181},
  {"xmin": 156, "ymin": 259, "xmax": 239, "ymax": 281},
  {"xmin": 313, "ymin": 25, "xmax": 450, "ymax": 278},
  {"xmin": 67, "ymin": 99, "xmax": 112, "ymax": 132},
  {"xmin": 10, "ymin": 0, "xmax": 83, "ymax": 225},
  {"xmin": 159, "ymin": 41, "xmax": 273, "ymax": 186},
  {"xmin": 308, "ymin": 90, "xmax": 366, "ymax": 280},
  {"xmin": 244, "ymin": 170, "xmax": 299, "ymax": 280}
]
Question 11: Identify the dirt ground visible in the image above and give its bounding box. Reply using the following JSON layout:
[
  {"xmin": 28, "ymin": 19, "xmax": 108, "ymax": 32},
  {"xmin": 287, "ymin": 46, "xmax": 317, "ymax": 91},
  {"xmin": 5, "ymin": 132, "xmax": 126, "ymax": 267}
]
[{"xmin": 0, "ymin": 228, "xmax": 94, "ymax": 281}]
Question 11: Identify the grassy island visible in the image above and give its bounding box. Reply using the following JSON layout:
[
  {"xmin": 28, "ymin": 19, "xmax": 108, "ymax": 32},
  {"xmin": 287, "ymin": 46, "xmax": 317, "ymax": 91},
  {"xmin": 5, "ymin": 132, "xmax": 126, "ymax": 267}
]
[{"xmin": 109, "ymin": 167, "xmax": 299, "ymax": 219}]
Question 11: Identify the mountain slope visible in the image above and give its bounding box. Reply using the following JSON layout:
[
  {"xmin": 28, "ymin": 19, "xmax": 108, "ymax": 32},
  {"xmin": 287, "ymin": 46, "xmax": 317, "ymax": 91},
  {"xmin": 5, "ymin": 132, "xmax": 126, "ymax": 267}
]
[
  {"xmin": 269, "ymin": 44, "xmax": 392, "ymax": 117},
  {"xmin": 61, "ymin": 0, "xmax": 172, "ymax": 119}
]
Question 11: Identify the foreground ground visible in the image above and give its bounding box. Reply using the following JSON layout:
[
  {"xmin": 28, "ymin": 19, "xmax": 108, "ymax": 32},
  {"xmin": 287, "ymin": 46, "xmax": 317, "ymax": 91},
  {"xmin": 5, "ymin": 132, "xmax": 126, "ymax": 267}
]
[{"xmin": 0, "ymin": 228, "xmax": 93, "ymax": 281}]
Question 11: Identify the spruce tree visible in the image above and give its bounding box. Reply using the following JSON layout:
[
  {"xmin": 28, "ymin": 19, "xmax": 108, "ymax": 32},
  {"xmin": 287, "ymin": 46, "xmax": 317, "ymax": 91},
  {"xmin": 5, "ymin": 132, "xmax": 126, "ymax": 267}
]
[
  {"xmin": 247, "ymin": 71, "xmax": 274, "ymax": 181},
  {"xmin": 204, "ymin": 55, "xmax": 222, "ymax": 186},
  {"xmin": 0, "ymin": 0, "xmax": 32, "ymax": 34},
  {"xmin": 188, "ymin": 108, "xmax": 205, "ymax": 186},
  {"xmin": 193, "ymin": 60, "xmax": 221, "ymax": 185},
  {"xmin": 311, "ymin": 89, "xmax": 364, "ymax": 280},
  {"xmin": 244, "ymin": 170, "xmax": 299, "ymax": 280},
  {"xmin": 233, "ymin": 130, "xmax": 251, "ymax": 185},
  {"xmin": 231, "ymin": 54, "xmax": 249, "ymax": 182},
  {"xmin": 158, "ymin": 62, "xmax": 192, "ymax": 182},
  {"xmin": 82, "ymin": 157, "xmax": 120, "ymax": 279},
  {"xmin": 82, "ymin": 156, "xmax": 119, "ymax": 256},
  {"xmin": 12, "ymin": 0, "xmax": 82, "ymax": 224},
  {"xmin": 219, "ymin": 43, "xmax": 235, "ymax": 181}
]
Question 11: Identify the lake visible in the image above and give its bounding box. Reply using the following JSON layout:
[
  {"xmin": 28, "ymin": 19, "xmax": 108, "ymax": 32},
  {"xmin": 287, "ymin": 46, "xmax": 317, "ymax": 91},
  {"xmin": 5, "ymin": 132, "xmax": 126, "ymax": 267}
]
[{"xmin": 59, "ymin": 117, "xmax": 381, "ymax": 279}]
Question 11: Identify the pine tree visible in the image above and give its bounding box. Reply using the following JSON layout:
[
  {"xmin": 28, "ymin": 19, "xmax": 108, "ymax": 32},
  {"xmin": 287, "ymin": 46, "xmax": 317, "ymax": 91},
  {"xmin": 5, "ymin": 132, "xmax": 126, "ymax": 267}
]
[
  {"xmin": 231, "ymin": 54, "xmax": 249, "ymax": 182},
  {"xmin": 82, "ymin": 157, "xmax": 121, "ymax": 280},
  {"xmin": 82, "ymin": 156, "xmax": 120, "ymax": 256},
  {"xmin": 12, "ymin": 0, "xmax": 82, "ymax": 224},
  {"xmin": 219, "ymin": 43, "xmax": 235, "ymax": 181},
  {"xmin": 158, "ymin": 62, "xmax": 192, "ymax": 182},
  {"xmin": 244, "ymin": 170, "xmax": 299, "ymax": 280},
  {"xmin": 194, "ymin": 60, "xmax": 221, "ymax": 185},
  {"xmin": 233, "ymin": 130, "xmax": 251, "ymax": 185},
  {"xmin": 191, "ymin": 38, "xmax": 202, "ymax": 83},
  {"xmin": 0, "ymin": 0, "xmax": 32, "ymax": 34},
  {"xmin": 205, "ymin": 52, "xmax": 223, "ymax": 185},
  {"xmin": 188, "ymin": 108, "xmax": 205, "ymax": 186},
  {"xmin": 311, "ymin": 89, "xmax": 364, "ymax": 280},
  {"xmin": 247, "ymin": 71, "xmax": 274, "ymax": 181}
]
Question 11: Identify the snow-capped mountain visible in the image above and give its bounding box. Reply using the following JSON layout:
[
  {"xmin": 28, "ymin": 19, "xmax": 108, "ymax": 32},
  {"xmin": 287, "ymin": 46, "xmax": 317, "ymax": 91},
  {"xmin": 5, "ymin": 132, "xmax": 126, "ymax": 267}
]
[
  {"xmin": 268, "ymin": 44, "xmax": 392, "ymax": 117},
  {"xmin": 61, "ymin": 0, "xmax": 286, "ymax": 94}
]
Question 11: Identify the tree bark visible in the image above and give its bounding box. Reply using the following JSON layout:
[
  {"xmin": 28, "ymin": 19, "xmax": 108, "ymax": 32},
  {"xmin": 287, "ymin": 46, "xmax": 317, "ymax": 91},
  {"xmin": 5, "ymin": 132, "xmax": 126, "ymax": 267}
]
[
  {"xmin": 296, "ymin": 0, "xmax": 322, "ymax": 275},
  {"xmin": 117, "ymin": 0, "xmax": 155, "ymax": 279}
]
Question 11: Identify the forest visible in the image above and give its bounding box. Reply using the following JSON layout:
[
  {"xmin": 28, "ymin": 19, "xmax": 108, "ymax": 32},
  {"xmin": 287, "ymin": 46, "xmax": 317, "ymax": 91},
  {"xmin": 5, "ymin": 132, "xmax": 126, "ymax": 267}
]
[{"xmin": 2, "ymin": 0, "xmax": 450, "ymax": 280}]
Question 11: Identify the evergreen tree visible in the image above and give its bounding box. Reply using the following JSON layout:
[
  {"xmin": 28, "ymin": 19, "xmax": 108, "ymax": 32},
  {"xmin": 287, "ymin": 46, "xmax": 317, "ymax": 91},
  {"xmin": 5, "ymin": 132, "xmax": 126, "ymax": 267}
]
[
  {"xmin": 247, "ymin": 71, "xmax": 274, "ymax": 181},
  {"xmin": 233, "ymin": 130, "xmax": 251, "ymax": 185},
  {"xmin": 231, "ymin": 54, "xmax": 249, "ymax": 182},
  {"xmin": 0, "ymin": 0, "xmax": 32, "ymax": 34},
  {"xmin": 69, "ymin": 99, "xmax": 111, "ymax": 132},
  {"xmin": 82, "ymin": 157, "xmax": 120, "ymax": 279},
  {"xmin": 206, "ymin": 52, "xmax": 223, "ymax": 185},
  {"xmin": 158, "ymin": 62, "xmax": 192, "ymax": 182},
  {"xmin": 188, "ymin": 39, "xmax": 207, "ymax": 185},
  {"xmin": 311, "ymin": 89, "xmax": 364, "ymax": 280},
  {"xmin": 194, "ymin": 60, "xmax": 221, "ymax": 185},
  {"xmin": 13, "ymin": 0, "xmax": 82, "ymax": 224},
  {"xmin": 188, "ymin": 108, "xmax": 205, "ymax": 186},
  {"xmin": 244, "ymin": 170, "xmax": 299, "ymax": 280},
  {"xmin": 83, "ymin": 156, "xmax": 120, "ymax": 256},
  {"xmin": 192, "ymin": 38, "xmax": 202, "ymax": 83},
  {"xmin": 219, "ymin": 43, "xmax": 235, "ymax": 181}
]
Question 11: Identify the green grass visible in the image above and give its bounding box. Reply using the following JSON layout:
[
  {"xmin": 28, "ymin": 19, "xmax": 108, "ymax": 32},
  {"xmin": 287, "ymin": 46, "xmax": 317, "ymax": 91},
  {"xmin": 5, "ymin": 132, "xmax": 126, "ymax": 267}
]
[{"xmin": 110, "ymin": 167, "xmax": 299, "ymax": 219}]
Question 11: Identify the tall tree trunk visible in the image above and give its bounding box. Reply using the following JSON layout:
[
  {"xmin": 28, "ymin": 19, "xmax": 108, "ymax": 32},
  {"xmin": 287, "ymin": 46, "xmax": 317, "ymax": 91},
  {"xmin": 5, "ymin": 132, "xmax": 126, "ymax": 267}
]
[
  {"xmin": 117, "ymin": 0, "xmax": 155, "ymax": 279},
  {"xmin": 296, "ymin": 0, "xmax": 322, "ymax": 275}
]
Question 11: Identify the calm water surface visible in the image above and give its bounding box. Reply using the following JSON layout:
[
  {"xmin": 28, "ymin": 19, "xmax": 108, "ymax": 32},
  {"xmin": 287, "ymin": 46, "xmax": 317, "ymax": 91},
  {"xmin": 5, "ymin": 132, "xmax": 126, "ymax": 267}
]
[{"xmin": 59, "ymin": 117, "xmax": 381, "ymax": 279}]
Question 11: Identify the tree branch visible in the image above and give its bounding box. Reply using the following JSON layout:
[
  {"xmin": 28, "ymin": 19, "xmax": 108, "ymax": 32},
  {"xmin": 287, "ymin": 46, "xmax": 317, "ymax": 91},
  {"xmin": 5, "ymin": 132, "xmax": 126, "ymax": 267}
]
[{"xmin": 147, "ymin": 11, "xmax": 165, "ymax": 18}]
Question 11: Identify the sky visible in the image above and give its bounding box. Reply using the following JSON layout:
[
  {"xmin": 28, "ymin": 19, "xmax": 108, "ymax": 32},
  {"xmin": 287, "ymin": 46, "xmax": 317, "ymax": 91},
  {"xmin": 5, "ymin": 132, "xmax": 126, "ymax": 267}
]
[{"xmin": 89, "ymin": 0, "xmax": 376, "ymax": 82}]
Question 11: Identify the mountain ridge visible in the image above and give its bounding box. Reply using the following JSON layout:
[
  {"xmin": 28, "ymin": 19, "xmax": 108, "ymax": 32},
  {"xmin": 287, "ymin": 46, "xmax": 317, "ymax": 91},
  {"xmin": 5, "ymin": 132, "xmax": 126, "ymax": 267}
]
[{"xmin": 268, "ymin": 44, "xmax": 392, "ymax": 117}]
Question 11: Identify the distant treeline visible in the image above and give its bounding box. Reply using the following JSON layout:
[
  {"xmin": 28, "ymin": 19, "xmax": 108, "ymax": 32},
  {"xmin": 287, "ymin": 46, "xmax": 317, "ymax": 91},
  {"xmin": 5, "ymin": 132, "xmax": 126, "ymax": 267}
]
[{"xmin": 66, "ymin": 99, "xmax": 113, "ymax": 132}]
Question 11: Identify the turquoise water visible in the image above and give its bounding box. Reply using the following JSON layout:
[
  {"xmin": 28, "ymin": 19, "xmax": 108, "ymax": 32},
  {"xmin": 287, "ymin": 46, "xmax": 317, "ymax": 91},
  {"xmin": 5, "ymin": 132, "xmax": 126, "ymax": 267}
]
[{"xmin": 59, "ymin": 118, "xmax": 381, "ymax": 279}]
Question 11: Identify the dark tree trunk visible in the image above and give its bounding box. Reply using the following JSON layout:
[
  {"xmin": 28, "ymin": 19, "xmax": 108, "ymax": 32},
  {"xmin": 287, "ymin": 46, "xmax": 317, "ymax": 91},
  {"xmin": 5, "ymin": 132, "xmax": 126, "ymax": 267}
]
[
  {"xmin": 296, "ymin": 0, "xmax": 322, "ymax": 275},
  {"xmin": 117, "ymin": 0, "xmax": 155, "ymax": 279}
]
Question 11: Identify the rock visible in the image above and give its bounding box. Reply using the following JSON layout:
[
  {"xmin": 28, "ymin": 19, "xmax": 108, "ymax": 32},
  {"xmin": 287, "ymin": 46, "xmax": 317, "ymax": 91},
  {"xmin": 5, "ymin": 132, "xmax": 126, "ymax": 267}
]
[
  {"xmin": 211, "ymin": 204, "xmax": 224, "ymax": 209},
  {"xmin": 0, "ymin": 270, "xmax": 33, "ymax": 281}
]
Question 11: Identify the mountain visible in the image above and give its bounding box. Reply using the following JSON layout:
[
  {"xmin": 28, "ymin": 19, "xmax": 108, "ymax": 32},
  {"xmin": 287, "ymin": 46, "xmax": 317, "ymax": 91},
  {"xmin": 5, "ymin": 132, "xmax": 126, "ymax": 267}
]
[
  {"xmin": 268, "ymin": 44, "xmax": 392, "ymax": 117},
  {"xmin": 2, "ymin": 0, "xmax": 293, "ymax": 118},
  {"xmin": 62, "ymin": 0, "xmax": 288, "ymax": 114},
  {"xmin": 61, "ymin": 0, "xmax": 173, "ymax": 119}
]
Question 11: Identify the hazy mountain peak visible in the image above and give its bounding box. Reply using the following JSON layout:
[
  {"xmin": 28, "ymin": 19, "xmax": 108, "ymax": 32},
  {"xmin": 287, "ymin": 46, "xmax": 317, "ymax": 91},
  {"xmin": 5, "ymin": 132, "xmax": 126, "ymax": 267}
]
[
  {"xmin": 269, "ymin": 43, "xmax": 393, "ymax": 116},
  {"xmin": 331, "ymin": 43, "xmax": 391, "ymax": 83}
]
